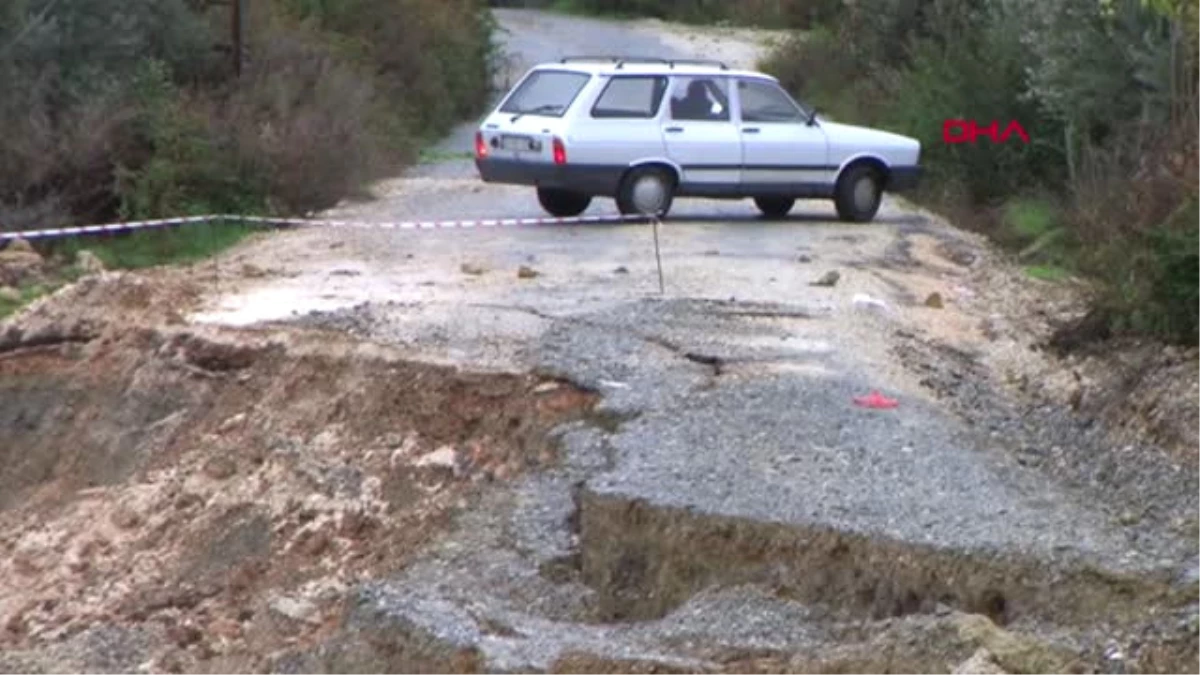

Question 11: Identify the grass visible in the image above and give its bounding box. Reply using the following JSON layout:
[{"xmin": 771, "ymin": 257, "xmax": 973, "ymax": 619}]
[
  {"xmin": 48, "ymin": 219, "xmax": 261, "ymax": 271},
  {"xmin": 0, "ymin": 281, "xmax": 67, "ymax": 320},
  {"xmin": 1003, "ymin": 198, "xmax": 1058, "ymax": 240},
  {"xmin": 0, "ymin": 219, "xmax": 262, "ymax": 320},
  {"xmin": 1024, "ymin": 264, "xmax": 1071, "ymax": 282}
]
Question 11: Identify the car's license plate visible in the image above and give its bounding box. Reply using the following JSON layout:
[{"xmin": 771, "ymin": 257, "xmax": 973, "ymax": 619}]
[{"xmin": 500, "ymin": 135, "xmax": 541, "ymax": 152}]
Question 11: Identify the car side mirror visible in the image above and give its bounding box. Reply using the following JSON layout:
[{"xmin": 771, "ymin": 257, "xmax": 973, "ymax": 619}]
[{"xmin": 806, "ymin": 108, "xmax": 819, "ymax": 126}]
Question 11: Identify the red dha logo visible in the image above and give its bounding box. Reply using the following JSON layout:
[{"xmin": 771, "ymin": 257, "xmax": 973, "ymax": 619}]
[{"xmin": 943, "ymin": 119, "xmax": 1030, "ymax": 144}]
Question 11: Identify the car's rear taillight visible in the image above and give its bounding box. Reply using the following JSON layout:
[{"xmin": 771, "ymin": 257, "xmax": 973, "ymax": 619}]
[
  {"xmin": 475, "ymin": 131, "xmax": 489, "ymax": 159},
  {"xmin": 552, "ymin": 136, "xmax": 566, "ymax": 165}
]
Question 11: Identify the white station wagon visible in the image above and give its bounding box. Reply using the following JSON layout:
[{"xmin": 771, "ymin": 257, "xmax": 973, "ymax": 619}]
[{"xmin": 474, "ymin": 56, "xmax": 922, "ymax": 222}]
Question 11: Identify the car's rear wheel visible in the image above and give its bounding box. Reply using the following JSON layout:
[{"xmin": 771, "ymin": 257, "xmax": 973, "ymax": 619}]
[
  {"xmin": 753, "ymin": 196, "xmax": 795, "ymax": 219},
  {"xmin": 834, "ymin": 164, "xmax": 883, "ymax": 223},
  {"xmin": 616, "ymin": 166, "xmax": 675, "ymax": 218},
  {"xmin": 537, "ymin": 187, "xmax": 591, "ymax": 217}
]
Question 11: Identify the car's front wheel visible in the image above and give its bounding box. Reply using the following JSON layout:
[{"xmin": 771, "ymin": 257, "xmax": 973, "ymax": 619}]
[
  {"xmin": 753, "ymin": 196, "xmax": 795, "ymax": 219},
  {"xmin": 616, "ymin": 166, "xmax": 675, "ymax": 218},
  {"xmin": 834, "ymin": 164, "xmax": 883, "ymax": 223},
  {"xmin": 537, "ymin": 187, "xmax": 591, "ymax": 218}
]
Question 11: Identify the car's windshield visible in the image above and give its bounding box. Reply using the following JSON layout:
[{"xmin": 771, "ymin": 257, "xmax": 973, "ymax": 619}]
[{"xmin": 499, "ymin": 70, "xmax": 592, "ymax": 117}]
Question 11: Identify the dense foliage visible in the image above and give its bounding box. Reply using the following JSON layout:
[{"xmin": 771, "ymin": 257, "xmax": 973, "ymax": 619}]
[
  {"xmin": 0, "ymin": 0, "xmax": 497, "ymax": 227},
  {"xmin": 761, "ymin": 0, "xmax": 1198, "ymax": 344},
  {"xmin": 490, "ymin": 0, "xmax": 842, "ymax": 28}
]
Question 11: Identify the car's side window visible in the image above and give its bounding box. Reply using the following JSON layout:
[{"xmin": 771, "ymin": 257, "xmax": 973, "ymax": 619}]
[
  {"xmin": 738, "ymin": 79, "xmax": 803, "ymax": 123},
  {"xmin": 590, "ymin": 76, "xmax": 668, "ymax": 119},
  {"xmin": 668, "ymin": 77, "xmax": 730, "ymax": 122}
]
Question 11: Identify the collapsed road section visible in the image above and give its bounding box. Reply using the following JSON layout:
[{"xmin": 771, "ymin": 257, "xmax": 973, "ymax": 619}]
[
  {"xmin": 0, "ymin": 272, "xmax": 599, "ymax": 673},
  {"xmin": 4, "ymin": 263, "xmax": 1193, "ymax": 674},
  {"xmin": 269, "ymin": 293, "xmax": 1197, "ymax": 675}
]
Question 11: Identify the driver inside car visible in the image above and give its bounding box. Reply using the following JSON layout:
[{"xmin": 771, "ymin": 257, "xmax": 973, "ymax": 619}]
[{"xmin": 672, "ymin": 80, "xmax": 716, "ymax": 120}]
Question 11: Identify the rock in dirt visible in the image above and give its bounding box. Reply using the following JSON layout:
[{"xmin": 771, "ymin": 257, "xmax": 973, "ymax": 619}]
[
  {"xmin": 0, "ymin": 239, "xmax": 44, "ymax": 286},
  {"xmin": 208, "ymin": 616, "xmax": 243, "ymax": 641},
  {"xmin": 167, "ymin": 622, "xmax": 203, "ymax": 648},
  {"xmin": 202, "ymin": 455, "xmax": 238, "ymax": 480},
  {"xmin": 937, "ymin": 240, "xmax": 979, "ymax": 267},
  {"xmin": 925, "ymin": 292, "xmax": 945, "ymax": 309},
  {"xmin": 414, "ymin": 445, "xmax": 461, "ymax": 478},
  {"xmin": 952, "ymin": 613, "xmax": 1079, "ymax": 674},
  {"xmin": 953, "ymin": 648, "xmax": 1009, "ymax": 674},
  {"xmin": 810, "ymin": 270, "xmax": 840, "ymax": 287},
  {"xmin": 4, "ymin": 238, "xmax": 34, "ymax": 254},
  {"xmin": 460, "ymin": 262, "xmax": 486, "ymax": 276},
  {"xmin": 270, "ymin": 595, "xmax": 320, "ymax": 625},
  {"xmin": 517, "ymin": 265, "xmax": 540, "ymax": 279},
  {"xmin": 241, "ymin": 263, "xmax": 267, "ymax": 278},
  {"xmin": 75, "ymin": 250, "xmax": 105, "ymax": 275},
  {"xmin": 110, "ymin": 505, "xmax": 142, "ymax": 530}
]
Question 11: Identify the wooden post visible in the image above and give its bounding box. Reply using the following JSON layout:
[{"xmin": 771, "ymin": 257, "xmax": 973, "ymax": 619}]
[
  {"xmin": 652, "ymin": 217, "xmax": 664, "ymax": 295},
  {"xmin": 232, "ymin": 0, "xmax": 245, "ymax": 77}
]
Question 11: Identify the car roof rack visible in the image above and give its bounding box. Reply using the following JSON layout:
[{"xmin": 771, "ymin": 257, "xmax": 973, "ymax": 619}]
[
  {"xmin": 559, "ymin": 56, "xmax": 729, "ymax": 70},
  {"xmin": 662, "ymin": 58, "xmax": 730, "ymax": 70}
]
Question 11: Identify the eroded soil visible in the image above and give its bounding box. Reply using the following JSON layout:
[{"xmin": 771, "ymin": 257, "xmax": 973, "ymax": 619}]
[{"xmin": 0, "ymin": 272, "xmax": 599, "ymax": 673}]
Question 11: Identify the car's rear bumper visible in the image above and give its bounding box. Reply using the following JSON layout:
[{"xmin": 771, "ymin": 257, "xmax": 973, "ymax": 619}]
[
  {"xmin": 887, "ymin": 165, "xmax": 921, "ymax": 192},
  {"xmin": 475, "ymin": 157, "xmax": 622, "ymax": 196}
]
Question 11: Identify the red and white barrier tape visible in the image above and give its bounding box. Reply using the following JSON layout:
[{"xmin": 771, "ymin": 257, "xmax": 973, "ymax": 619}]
[{"xmin": 0, "ymin": 212, "xmax": 652, "ymax": 243}]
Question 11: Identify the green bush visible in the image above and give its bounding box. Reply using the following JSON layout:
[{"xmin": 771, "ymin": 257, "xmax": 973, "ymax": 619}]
[
  {"xmin": 759, "ymin": 27, "xmax": 864, "ymax": 119},
  {"xmin": 280, "ymin": 0, "xmax": 498, "ymax": 138},
  {"xmin": 1146, "ymin": 207, "xmax": 1200, "ymax": 343},
  {"xmin": 1, "ymin": 0, "xmax": 498, "ymax": 231},
  {"xmin": 764, "ymin": 1, "xmax": 1066, "ymax": 204},
  {"xmin": 0, "ymin": 0, "xmax": 222, "ymax": 225},
  {"xmin": 114, "ymin": 60, "xmax": 267, "ymax": 219},
  {"xmin": 52, "ymin": 220, "xmax": 264, "ymax": 271},
  {"xmin": 528, "ymin": 0, "xmax": 844, "ymax": 28},
  {"xmin": 760, "ymin": 0, "xmax": 1199, "ymax": 345}
]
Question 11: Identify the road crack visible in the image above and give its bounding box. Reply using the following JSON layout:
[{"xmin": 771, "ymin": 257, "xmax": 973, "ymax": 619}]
[{"xmin": 469, "ymin": 302, "xmax": 726, "ymax": 376}]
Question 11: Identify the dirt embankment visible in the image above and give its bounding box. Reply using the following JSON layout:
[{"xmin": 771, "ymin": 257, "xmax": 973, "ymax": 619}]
[{"xmin": 0, "ymin": 271, "xmax": 598, "ymax": 673}]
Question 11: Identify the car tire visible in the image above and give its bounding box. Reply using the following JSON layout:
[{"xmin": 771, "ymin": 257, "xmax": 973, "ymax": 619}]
[
  {"xmin": 834, "ymin": 164, "xmax": 883, "ymax": 223},
  {"xmin": 753, "ymin": 196, "xmax": 795, "ymax": 219},
  {"xmin": 616, "ymin": 166, "xmax": 675, "ymax": 218},
  {"xmin": 537, "ymin": 187, "xmax": 591, "ymax": 217}
]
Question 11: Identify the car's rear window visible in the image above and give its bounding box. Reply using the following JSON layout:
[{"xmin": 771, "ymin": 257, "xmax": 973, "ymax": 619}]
[{"xmin": 498, "ymin": 70, "xmax": 592, "ymax": 117}]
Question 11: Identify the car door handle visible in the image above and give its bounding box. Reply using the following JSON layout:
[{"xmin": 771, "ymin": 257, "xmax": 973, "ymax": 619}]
[
  {"xmin": 664, "ymin": 126, "xmax": 684, "ymax": 133},
  {"xmin": 742, "ymin": 127, "xmax": 760, "ymax": 134}
]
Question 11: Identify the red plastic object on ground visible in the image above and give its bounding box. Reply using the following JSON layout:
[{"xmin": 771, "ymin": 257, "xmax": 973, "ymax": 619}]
[{"xmin": 854, "ymin": 390, "xmax": 899, "ymax": 409}]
